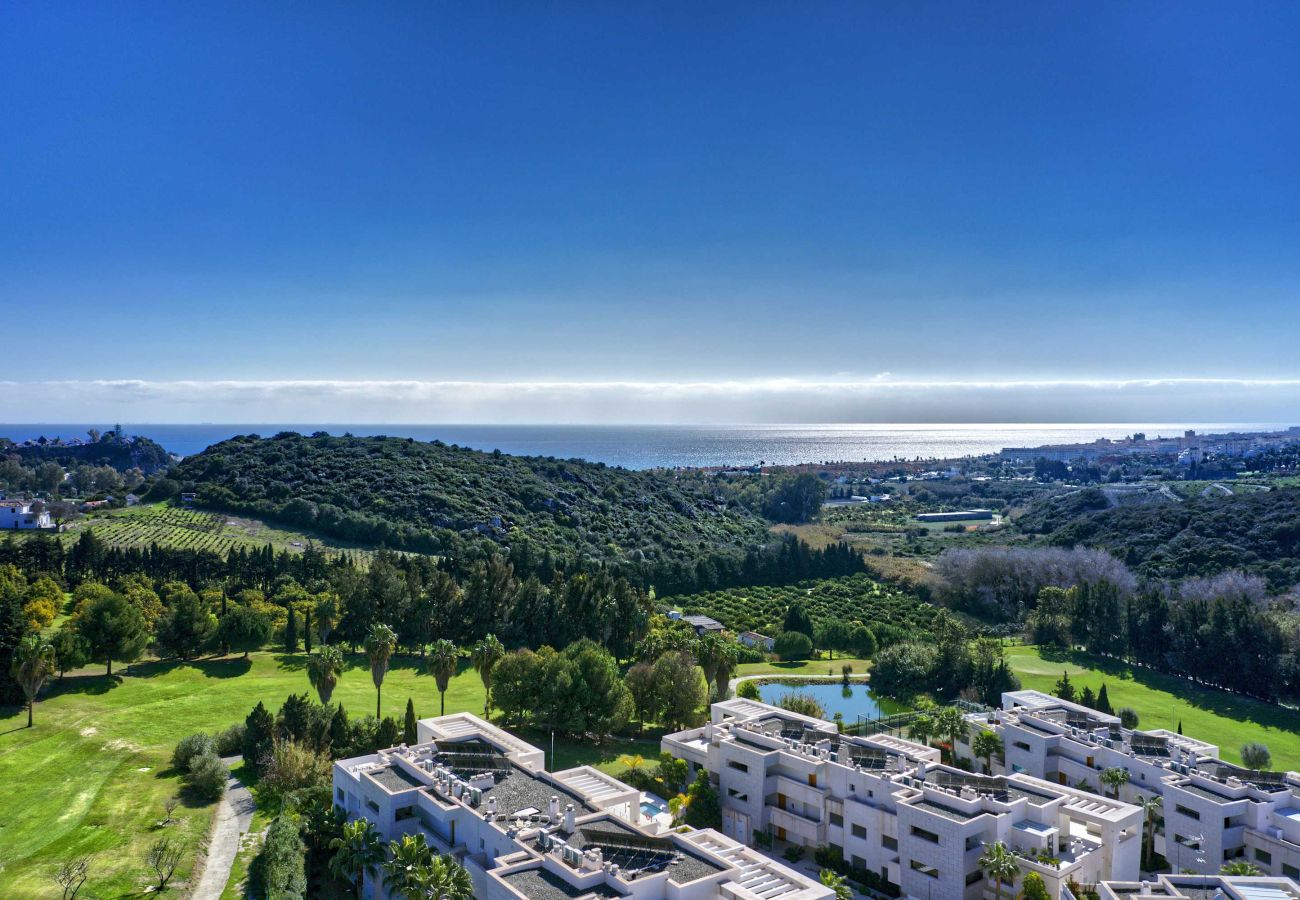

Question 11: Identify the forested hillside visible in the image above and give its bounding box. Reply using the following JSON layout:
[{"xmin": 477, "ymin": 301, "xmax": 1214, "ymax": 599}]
[
  {"xmin": 1029, "ymin": 487, "xmax": 1300, "ymax": 589},
  {"xmin": 170, "ymin": 432, "xmax": 772, "ymax": 572}
]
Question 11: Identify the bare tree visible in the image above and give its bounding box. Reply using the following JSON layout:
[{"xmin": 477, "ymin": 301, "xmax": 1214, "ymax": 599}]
[
  {"xmin": 162, "ymin": 795, "xmax": 180, "ymax": 825},
  {"xmin": 55, "ymin": 857, "xmax": 90, "ymax": 899},
  {"xmin": 147, "ymin": 837, "xmax": 185, "ymax": 891}
]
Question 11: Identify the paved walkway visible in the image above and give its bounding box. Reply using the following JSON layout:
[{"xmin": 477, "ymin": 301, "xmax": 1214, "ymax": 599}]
[{"xmin": 190, "ymin": 756, "xmax": 255, "ymax": 900}]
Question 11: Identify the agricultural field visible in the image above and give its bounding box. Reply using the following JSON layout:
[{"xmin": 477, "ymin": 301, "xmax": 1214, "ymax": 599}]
[
  {"xmin": 0, "ymin": 650, "xmax": 657, "ymax": 898},
  {"xmin": 1006, "ymin": 643, "xmax": 1300, "ymax": 768},
  {"xmin": 671, "ymin": 573, "xmax": 936, "ymax": 646},
  {"xmin": 32, "ymin": 502, "xmax": 380, "ymax": 558}
]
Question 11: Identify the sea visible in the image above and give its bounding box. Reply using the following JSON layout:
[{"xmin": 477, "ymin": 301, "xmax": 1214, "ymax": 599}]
[{"xmin": 0, "ymin": 423, "xmax": 1286, "ymax": 470}]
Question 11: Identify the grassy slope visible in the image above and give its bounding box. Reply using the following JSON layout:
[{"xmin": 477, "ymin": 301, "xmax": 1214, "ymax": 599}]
[
  {"xmin": 1006, "ymin": 644, "xmax": 1300, "ymax": 768},
  {"xmin": 0, "ymin": 652, "xmax": 654, "ymax": 898}
]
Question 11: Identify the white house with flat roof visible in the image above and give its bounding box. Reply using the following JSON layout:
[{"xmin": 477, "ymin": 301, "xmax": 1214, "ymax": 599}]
[
  {"xmin": 663, "ymin": 697, "xmax": 1142, "ymax": 900},
  {"xmin": 333, "ymin": 712, "xmax": 832, "ymax": 900},
  {"xmin": 958, "ymin": 690, "xmax": 1300, "ymax": 879},
  {"xmin": 1093, "ymin": 873, "xmax": 1300, "ymax": 900}
]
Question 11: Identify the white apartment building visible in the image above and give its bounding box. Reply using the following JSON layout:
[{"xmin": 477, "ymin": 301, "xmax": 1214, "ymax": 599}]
[
  {"xmin": 960, "ymin": 689, "xmax": 1300, "ymax": 879},
  {"xmin": 663, "ymin": 698, "xmax": 1142, "ymax": 900},
  {"xmin": 0, "ymin": 499, "xmax": 52, "ymax": 529},
  {"xmin": 1094, "ymin": 873, "xmax": 1300, "ymax": 900},
  {"xmin": 333, "ymin": 712, "xmax": 833, "ymax": 900}
]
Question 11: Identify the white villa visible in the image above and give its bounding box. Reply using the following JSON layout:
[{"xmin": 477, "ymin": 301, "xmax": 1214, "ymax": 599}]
[
  {"xmin": 0, "ymin": 499, "xmax": 52, "ymax": 530},
  {"xmin": 958, "ymin": 689, "xmax": 1300, "ymax": 880},
  {"xmin": 332, "ymin": 712, "xmax": 833, "ymax": 900},
  {"xmin": 663, "ymin": 697, "xmax": 1142, "ymax": 900}
]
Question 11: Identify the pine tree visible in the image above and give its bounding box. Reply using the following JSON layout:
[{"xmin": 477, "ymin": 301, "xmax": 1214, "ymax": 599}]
[
  {"xmin": 284, "ymin": 605, "xmax": 299, "ymax": 653},
  {"xmin": 1096, "ymin": 683, "xmax": 1113, "ymax": 715},
  {"xmin": 1054, "ymin": 671, "xmax": 1075, "ymax": 703},
  {"xmin": 1079, "ymin": 685, "xmax": 1096, "ymax": 710},
  {"xmin": 403, "ymin": 697, "xmax": 418, "ymax": 746}
]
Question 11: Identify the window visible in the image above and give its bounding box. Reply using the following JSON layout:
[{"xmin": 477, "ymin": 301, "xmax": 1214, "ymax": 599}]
[
  {"xmin": 910, "ymin": 826, "xmax": 940, "ymax": 845},
  {"xmin": 1013, "ymin": 741, "xmax": 1031, "ymax": 751},
  {"xmin": 830, "ymin": 813, "xmax": 844, "ymax": 827},
  {"xmin": 1175, "ymin": 804, "xmax": 1201, "ymax": 820},
  {"xmin": 727, "ymin": 761, "xmax": 749, "ymax": 773},
  {"xmin": 1255, "ymin": 849, "xmax": 1273, "ymax": 865},
  {"xmin": 909, "ymin": 861, "xmax": 939, "ymax": 878},
  {"xmin": 365, "ymin": 799, "xmax": 379, "ymax": 814},
  {"xmin": 337, "ymin": 788, "xmax": 345, "ymax": 802},
  {"xmin": 728, "ymin": 788, "xmax": 749, "ymax": 802},
  {"xmin": 852, "ymin": 825, "xmax": 867, "ymax": 839},
  {"xmin": 395, "ymin": 805, "xmax": 414, "ymax": 821},
  {"xmin": 882, "ymin": 835, "xmax": 898, "ymax": 851},
  {"xmin": 808, "ymin": 774, "xmax": 818, "ymax": 787},
  {"xmin": 966, "ymin": 871, "xmax": 984, "ymax": 886},
  {"xmin": 1283, "ymin": 863, "xmax": 1298, "ymax": 878}
]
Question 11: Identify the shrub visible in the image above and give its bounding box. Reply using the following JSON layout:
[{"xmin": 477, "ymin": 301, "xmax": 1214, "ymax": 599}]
[
  {"xmin": 774, "ymin": 631, "xmax": 813, "ymax": 661},
  {"xmin": 172, "ymin": 732, "xmax": 216, "ymax": 773},
  {"xmin": 776, "ymin": 690, "xmax": 825, "ymax": 719},
  {"xmin": 249, "ymin": 813, "xmax": 307, "ymax": 899},
  {"xmin": 184, "ymin": 750, "xmax": 229, "ymax": 802},
  {"xmin": 736, "ymin": 680, "xmax": 761, "ymax": 701},
  {"xmin": 214, "ymin": 723, "xmax": 246, "ymax": 757},
  {"xmin": 260, "ymin": 740, "xmax": 331, "ymax": 803},
  {"xmin": 1118, "ymin": 707, "xmax": 1140, "ymax": 729},
  {"xmin": 784, "ymin": 845, "xmax": 805, "ymax": 863}
]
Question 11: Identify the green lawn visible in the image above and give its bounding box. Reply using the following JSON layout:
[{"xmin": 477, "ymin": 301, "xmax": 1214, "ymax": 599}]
[
  {"xmin": 0, "ymin": 650, "xmax": 648, "ymax": 898},
  {"xmin": 737, "ymin": 655, "xmax": 873, "ymax": 678},
  {"xmin": 1007, "ymin": 644, "xmax": 1300, "ymax": 768}
]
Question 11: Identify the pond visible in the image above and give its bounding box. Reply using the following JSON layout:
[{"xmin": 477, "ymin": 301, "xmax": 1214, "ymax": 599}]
[{"xmin": 756, "ymin": 679, "xmax": 910, "ymax": 724}]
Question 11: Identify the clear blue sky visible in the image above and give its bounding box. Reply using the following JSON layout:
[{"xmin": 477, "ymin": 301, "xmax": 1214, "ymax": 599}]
[{"xmin": 3, "ymin": 3, "xmax": 1299, "ymax": 421}]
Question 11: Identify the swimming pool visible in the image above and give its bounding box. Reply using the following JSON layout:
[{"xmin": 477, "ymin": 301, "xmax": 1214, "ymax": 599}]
[{"xmin": 640, "ymin": 800, "xmax": 663, "ymax": 817}]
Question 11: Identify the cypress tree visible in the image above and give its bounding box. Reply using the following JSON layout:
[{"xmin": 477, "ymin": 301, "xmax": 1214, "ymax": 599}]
[
  {"xmin": 284, "ymin": 605, "xmax": 299, "ymax": 653},
  {"xmin": 329, "ymin": 704, "xmax": 350, "ymax": 753},
  {"xmin": 403, "ymin": 697, "xmax": 418, "ymax": 745},
  {"xmin": 303, "ymin": 609, "xmax": 313, "ymax": 653},
  {"xmin": 1096, "ymin": 683, "xmax": 1113, "ymax": 715},
  {"xmin": 244, "ymin": 701, "xmax": 276, "ymax": 773}
]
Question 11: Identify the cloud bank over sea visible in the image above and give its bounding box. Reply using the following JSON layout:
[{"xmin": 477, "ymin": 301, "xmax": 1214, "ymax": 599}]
[{"xmin": 4, "ymin": 378, "xmax": 1299, "ymax": 424}]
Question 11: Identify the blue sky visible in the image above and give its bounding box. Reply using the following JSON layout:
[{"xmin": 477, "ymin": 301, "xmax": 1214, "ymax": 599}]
[{"xmin": 3, "ymin": 2, "xmax": 1299, "ymax": 421}]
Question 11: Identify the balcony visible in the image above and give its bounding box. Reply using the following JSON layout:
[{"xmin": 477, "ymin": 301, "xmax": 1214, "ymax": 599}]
[{"xmin": 768, "ymin": 806, "xmax": 824, "ymax": 845}]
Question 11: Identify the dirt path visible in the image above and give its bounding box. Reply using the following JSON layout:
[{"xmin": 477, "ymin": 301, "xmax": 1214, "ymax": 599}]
[{"xmin": 189, "ymin": 756, "xmax": 255, "ymax": 900}]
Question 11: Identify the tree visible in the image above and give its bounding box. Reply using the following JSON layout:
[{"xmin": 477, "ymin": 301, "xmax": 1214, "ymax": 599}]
[
  {"xmin": 382, "ymin": 832, "xmax": 433, "ymax": 897},
  {"xmin": 253, "ymin": 813, "xmax": 307, "ymax": 899},
  {"xmin": 713, "ymin": 640, "xmax": 740, "ymax": 699},
  {"xmin": 184, "ymin": 750, "xmax": 229, "ymax": 802},
  {"xmin": 146, "ymin": 836, "xmax": 185, "ymax": 890},
  {"xmin": 54, "ymin": 856, "xmax": 90, "ymax": 899},
  {"xmin": 50, "ymin": 625, "xmax": 89, "ymax": 680},
  {"xmin": 848, "ymin": 624, "xmax": 877, "ymax": 659},
  {"xmin": 218, "ymin": 605, "xmax": 272, "ymax": 658},
  {"xmin": 625, "ymin": 661, "xmax": 660, "ymax": 731},
  {"xmin": 695, "ymin": 632, "xmax": 729, "ymax": 691},
  {"xmin": 683, "ymin": 769, "xmax": 721, "ymax": 829},
  {"xmin": 819, "ymin": 869, "xmax": 852, "ymax": 900},
  {"xmin": 1118, "ymin": 707, "xmax": 1140, "ymax": 729},
  {"xmin": 307, "ymin": 644, "xmax": 344, "ymax": 706},
  {"xmin": 1096, "ymin": 683, "xmax": 1113, "ymax": 715},
  {"xmin": 933, "ymin": 706, "xmax": 968, "ymax": 761},
  {"xmin": 78, "ymin": 592, "xmax": 147, "ymax": 676},
  {"xmin": 972, "ymin": 729, "xmax": 1003, "ymax": 774},
  {"xmin": 1137, "ymin": 794, "xmax": 1162, "ymax": 867},
  {"xmin": 244, "ymin": 701, "xmax": 276, "ymax": 773},
  {"xmin": 908, "ymin": 713, "xmax": 936, "ymax": 747},
  {"xmin": 284, "ymin": 604, "xmax": 299, "ymax": 653},
  {"xmin": 653, "ymin": 650, "xmax": 708, "ymax": 729},
  {"xmin": 364, "ymin": 623, "xmax": 398, "ymax": 720},
  {"xmin": 12, "ymin": 633, "xmax": 55, "ymax": 727},
  {"xmin": 783, "ymin": 601, "xmax": 814, "ymax": 639},
  {"xmin": 870, "ymin": 641, "xmax": 937, "ymax": 698},
  {"xmin": 172, "ymin": 732, "xmax": 217, "ymax": 772},
  {"xmin": 154, "ymin": 591, "xmax": 216, "ymax": 660},
  {"xmin": 1100, "ymin": 766, "xmax": 1129, "ymax": 799},
  {"xmin": 1020, "ymin": 871, "xmax": 1050, "ymax": 900},
  {"xmin": 1241, "ymin": 742, "xmax": 1272, "ymax": 770},
  {"xmin": 376, "ymin": 715, "xmax": 400, "ymax": 749},
  {"xmin": 470, "ymin": 633, "xmax": 505, "ymax": 717},
  {"xmin": 406, "ymin": 855, "xmax": 473, "ymax": 900},
  {"xmin": 978, "ymin": 841, "xmax": 1018, "ymax": 900},
  {"xmin": 426, "ymin": 639, "xmax": 459, "ymax": 717},
  {"xmin": 403, "ymin": 697, "xmax": 418, "ymax": 745},
  {"xmin": 1053, "ymin": 671, "xmax": 1075, "ymax": 703},
  {"xmin": 1079, "ymin": 685, "xmax": 1096, "ymax": 710},
  {"xmin": 1221, "ymin": 860, "xmax": 1262, "ymax": 876},
  {"xmin": 329, "ymin": 817, "xmax": 384, "ymax": 898},
  {"xmin": 773, "ymin": 630, "xmax": 813, "ymax": 661}
]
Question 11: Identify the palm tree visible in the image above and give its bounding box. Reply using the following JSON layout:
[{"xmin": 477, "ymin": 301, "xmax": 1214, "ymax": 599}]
[
  {"xmin": 1100, "ymin": 766, "xmax": 1129, "ymax": 800},
  {"xmin": 329, "ymin": 818, "xmax": 384, "ymax": 898},
  {"xmin": 382, "ymin": 833, "xmax": 434, "ymax": 897},
  {"xmin": 307, "ymin": 644, "xmax": 344, "ymax": 706},
  {"xmin": 714, "ymin": 641, "xmax": 740, "ymax": 699},
  {"xmin": 1137, "ymin": 794, "xmax": 1162, "ymax": 868},
  {"xmin": 908, "ymin": 713, "xmax": 936, "ymax": 747},
  {"xmin": 619, "ymin": 753, "xmax": 646, "ymax": 783},
  {"xmin": 819, "ymin": 868, "xmax": 851, "ymax": 900},
  {"xmin": 933, "ymin": 706, "xmax": 967, "ymax": 762},
  {"xmin": 978, "ymin": 841, "xmax": 1019, "ymax": 900},
  {"xmin": 427, "ymin": 639, "xmax": 459, "ymax": 717},
  {"xmin": 12, "ymin": 634, "xmax": 56, "ymax": 728},
  {"xmin": 364, "ymin": 623, "xmax": 398, "ymax": 720},
  {"xmin": 695, "ymin": 633, "xmax": 727, "ymax": 691},
  {"xmin": 405, "ymin": 855, "xmax": 473, "ymax": 900},
  {"xmin": 972, "ymin": 729, "xmax": 1003, "ymax": 775},
  {"xmin": 470, "ymin": 634, "xmax": 505, "ymax": 718},
  {"xmin": 1221, "ymin": 860, "xmax": 1262, "ymax": 876}
]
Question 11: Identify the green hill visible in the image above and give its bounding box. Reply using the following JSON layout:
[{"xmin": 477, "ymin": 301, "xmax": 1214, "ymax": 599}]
[{"xmin": 170, "ymin": 431, "xmax": 770, "ymax": 568}]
